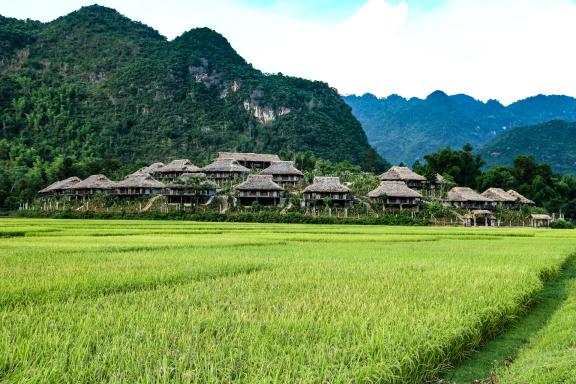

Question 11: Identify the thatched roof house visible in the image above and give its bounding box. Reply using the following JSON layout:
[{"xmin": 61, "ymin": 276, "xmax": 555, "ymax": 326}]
[
  {"xmin": 236, "ymin": 175, "xmax": 285, "ymax": 206},
  {"xmin": 368, "ymin": 181, "xmax": 422, "ymax": 198},
  {"xmin": 303, "ymin": 177, "xmax": 352, "ymax": 207},
  {"xmin": 39, "ymin": 176, "xmax": 82, "ymax": 196},
  {"xmin": 507, "ymin": 190, "xmax": 535, "ymax": 205},
  {"xmin": 446, "ymin": 187, "xmax": 494, "ymax": 210},
  {"xmin": 260, "ymin": 161, "xmax": 304, "ymax": 186},
  {"xmin": 368, "ymin": 181, "xmax": 422, "ymax": 209},
  {"xmin": 116, "ymin": 174, "xmax": 165, "ymax": 196},
  {"xmin": 237, "ymin": 175, "xmax": 284, "ymax": 192},
  {"xmin": 201, "ymin": 158, "xmax": 250, "ymax": 183},
  {"xmin": 481, "ymin": 188, "xmax": 517, "ymax": 206},
  {"xmin": 216, "ymin": 152, "xmax": 280, "ymax": 169},
  {"xmin": 379, "ymin": 166, "xmax": 428, "ymax": 189},
  {"xmin": 70, "ymin": 175, "xmax": 117, "ymax": 197},
  {"xmin": 528, "ymin": 214, "xmax": 552, "ymax": 227},
  {"xmin": 154, "ymin": 159, "xmax": 200, "ymax": 180}
]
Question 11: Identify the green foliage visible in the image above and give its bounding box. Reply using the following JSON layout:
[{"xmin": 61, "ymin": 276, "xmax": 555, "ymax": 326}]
[
  {"xmin": 480, "ymin": 120, "xmax": 576, "ymax": 174},
  {"xmin": 0, "ymin": 5, "xmax": 384, "ymax": 210},
  {"xmin": 549, "ymin": 220, "xmax": 575, "ymax": 229},
  {"xmin": 413, "ymin": 144, "xmax": 484, "ymax": 188}
]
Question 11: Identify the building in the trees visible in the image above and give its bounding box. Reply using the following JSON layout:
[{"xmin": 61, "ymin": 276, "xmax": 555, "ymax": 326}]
[
  {"xmin": 507, "ymin": 190, "xmax": 536, "ymax": 205},
  {"xmin": 216, "ymin": 152, "xmax": 280, "ymax": 170},
  {"xmin": 303, "ymin": 177, "xmax": 352, "ymax": 207},
  {"xmin": 164, "ymin": 173, "xmax": 217, "ymax": 205},
  {"xmin": 367, "ymin": 181, "xmax": 422, "ymax": 210},
  {"xmin": 236, "ymin": 175, "xmax": 285, "ymax": 206},
  {"xmin": 260, "ymin": 161, "xmax": 304, "ymax": 187},
  {"xmin": 38, "ymin": 177, "xmax": 82, "ymax": 197},
  {"xmin": 153, "ymin": 159, "xmax": 200, "ymax": 181},
  {"xmin": 446, "ymin": 187, "xmax": 495, "ymax": 210},
  {"xmin": 528, "ymin": 214, "xmax": 552, "ymax": 227},
  {"xmin": 378, "ymin": 166, "xmax": 428, "ymax": 189},
  {"xmin": 201, "ymin": 158, "xmax": 250, "ymax": 184},
  {"xmin": 115, "ymin": 174, "xmax": 165, "ymax": 197},
  {"xmin": 69, "ymin": 175, "xmax": 117, "ymax": 199},
  {"xmin": 481, "ymin": 188, "xmax": 517, "ymax": 209}
]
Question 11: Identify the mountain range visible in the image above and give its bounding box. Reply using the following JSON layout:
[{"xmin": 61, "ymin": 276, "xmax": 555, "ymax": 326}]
[
  {"xmin": 0, "ymin": 5, "xmax": 384, "ymax": 171},
  {"xmin": 344, "ymin": 92, "xmax": 576, "ymax": 170}
]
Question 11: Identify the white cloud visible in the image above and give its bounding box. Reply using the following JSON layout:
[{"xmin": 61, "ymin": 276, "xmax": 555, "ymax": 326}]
[{"xmin": 4, "ymin": 0, "xmax": 576, "ymax": 104}]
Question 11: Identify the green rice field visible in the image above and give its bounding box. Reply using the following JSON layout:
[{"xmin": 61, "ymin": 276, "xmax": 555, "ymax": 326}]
[{"xmin": 1, "ymin": 218, "xmax": 575, "ymax": 383}]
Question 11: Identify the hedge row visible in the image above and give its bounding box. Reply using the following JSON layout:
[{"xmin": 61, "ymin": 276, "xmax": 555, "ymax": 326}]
[{"xmin": 10, "ymin": 210, "xmax": 429, "ymax": 226}]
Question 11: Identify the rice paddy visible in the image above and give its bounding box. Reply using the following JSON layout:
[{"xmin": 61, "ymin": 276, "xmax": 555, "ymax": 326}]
[{"xmin": 1, "ymin": 218, "xmax": 575, "ymax": 383}]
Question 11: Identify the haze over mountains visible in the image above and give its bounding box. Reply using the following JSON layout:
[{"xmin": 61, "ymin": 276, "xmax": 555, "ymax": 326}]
[{"xmin": 344, "ymin": 92, "xmax": 576, "ymax": 171}]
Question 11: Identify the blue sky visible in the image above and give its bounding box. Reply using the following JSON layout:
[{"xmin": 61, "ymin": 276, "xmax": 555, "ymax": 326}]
[{"xmin": 2, "ymin": 0, "xmax": 575, "ymax": 103}]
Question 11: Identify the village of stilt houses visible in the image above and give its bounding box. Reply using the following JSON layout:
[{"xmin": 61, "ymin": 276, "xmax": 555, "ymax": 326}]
[{"xmin": 31, "ymin": 151, "xmax": 558, "ymax": 227}]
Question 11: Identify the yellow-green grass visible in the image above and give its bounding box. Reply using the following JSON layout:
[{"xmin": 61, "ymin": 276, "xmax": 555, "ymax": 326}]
[{"xmin": 0, "ymin": 218, "xmax": 575, "ymax": 383}]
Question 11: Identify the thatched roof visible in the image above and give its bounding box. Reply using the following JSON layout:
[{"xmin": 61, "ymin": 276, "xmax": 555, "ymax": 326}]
[
  {"xmin": 202, "ymin": 158, "xmax": 250, "ymax": 173},
  {"xmin": 70, "ymin": 175, "xmax": 117, "ymax": 190},
  {"xmin": 447, "ymin": 187, "xmax": 493, "ymax": 202},
  {"xmin": 156, "ymin": 159, "xmax": 200, "ymax": 174},
  {"xmin": 507, "ymin": 190, "xmax": 536, "ymax": 205},
  {"xmin": 39, "ymin": 176, "xmax": 82, "ymax": 193},
  {"xmin": 368, "ymin": 181, "xmax": 422, "ymax": 198},
  {"xmin": 379, "ymin": 166, "xmax": 427, "ymax": 182},
  {"xmin": 130, "ymin": 162, "xmax": 165, "ymax": 177},
  {"xmin": 529, "ymin": 214, "xmax": 552, "ymax": 220},
  {"xmin": 116, "ymin": 174, "xmax": 165, "ymax": 189},
  {"xmin": 304, "ymin": 177, "xmax": 350, "ymax": 193},
  {"xmin": 261, "ymin": 161, "xmax": 304, "ymax": 176},
  {"xmin": 217, "ymin": 152, "xmax": 280, "ymax": 163},
  {"xmin": 482, "ymin": 188, "xmax": 517, "ymax": 202},
  {"xmin": 236, "ymin": 175, "xmax": 284, "ymax": 191}
]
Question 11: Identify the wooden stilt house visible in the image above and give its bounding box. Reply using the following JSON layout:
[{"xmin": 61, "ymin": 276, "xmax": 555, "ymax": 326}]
[
  {"xmin": 115, "ymin": 174, "xmax": 165, "ymax": 198},
  {"xmin": 153, "ymin": 159, "xmax": 201, "ymax": 181},
  {"xmin": 379, "ymin": 166, "xmax": 428, "ymax": 189},
  {"xmin": 69, "ymin": 175, "xmax": 117, "ymax": 199},
  {"xmin": 446, "ymin": 187, "xmax": 495, "ymax": 211},
  {"xmin": 236, "ymin": 175, "xmax": 285, "ymax": 206},
  {"xmin": 481, "ymin": 188, "xmax": 517, "ymax": 209},
  {"xmin": 260, "ymin": 161, "xmax": 304, "ymax": 187},
  {"xmin": 303, "ymin": 177, "xmax": 352, "ymax": 207},
  {"xmin": 367, "ymin": 181, "xmax": 422, "ymax": 210},
  {"xmin": 201, "ymin": 158, "xmax": 250, "ymax": 185}
]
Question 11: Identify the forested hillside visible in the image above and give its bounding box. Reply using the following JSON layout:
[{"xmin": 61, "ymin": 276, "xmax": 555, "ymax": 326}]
[
  {"xmin": 0, "ymin": 5, "xmax": 384, "ymax": 208},
  {"xmin": 480, "ymin": 121, "xmax": 576, "ymax": 174},
  {"xmin": 344, "ymin": 92, "xmax": 576, "ymax": 165}
]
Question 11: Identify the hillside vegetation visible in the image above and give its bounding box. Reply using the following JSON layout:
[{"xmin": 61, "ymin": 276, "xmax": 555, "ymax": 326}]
[
  {"xmin": 344, "ymin": 92, "xmax": 576, "ymax": 165},
  {"xmin": 480, "ymin": 120, "xmax": 576, "ymax": 174},
  {"xmin": 0, "ymin": 5, "xmax": 384, "ymax": 209}
]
